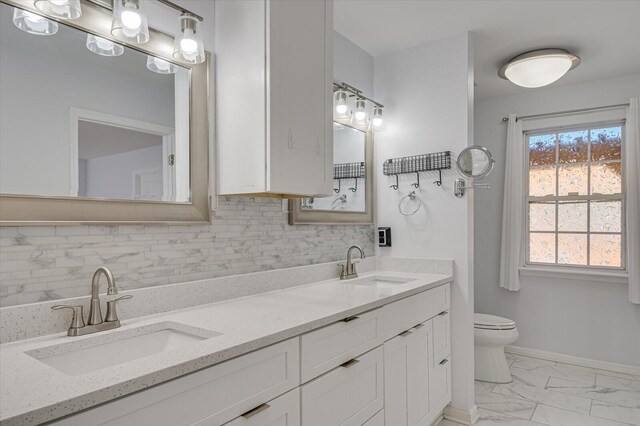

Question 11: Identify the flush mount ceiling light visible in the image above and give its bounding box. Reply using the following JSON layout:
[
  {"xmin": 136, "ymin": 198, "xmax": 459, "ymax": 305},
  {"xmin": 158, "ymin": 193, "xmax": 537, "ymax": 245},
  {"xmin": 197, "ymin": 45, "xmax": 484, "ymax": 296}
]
[
  {"xmin": 111, "ymin": 0, "xmax": 149, "ymax": 44},
  {"xmin": 12, "ymin": 8, "xmax": 58, "ymax": 35},
  {"xmin": 498, "ymin": 49, "xmax": 580, "ymax": 88},
  {"xmin": 34, "ymin": 0, "xmax": 81, "ymax": 20},
  {"xmin": 86, "ymin": 34, "xmax": 124, "ymax": 56}
]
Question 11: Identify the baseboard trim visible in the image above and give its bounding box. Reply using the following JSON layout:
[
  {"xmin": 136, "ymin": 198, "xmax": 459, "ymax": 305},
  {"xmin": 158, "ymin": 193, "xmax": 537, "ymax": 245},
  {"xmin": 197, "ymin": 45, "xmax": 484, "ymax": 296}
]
[
  {"xmin": 505, "ymin": 345, "xmax": 640, "ymax": 376},
  {"xmin": 443, "ymin": 404, "xmax": 479, "ymax": 425}
]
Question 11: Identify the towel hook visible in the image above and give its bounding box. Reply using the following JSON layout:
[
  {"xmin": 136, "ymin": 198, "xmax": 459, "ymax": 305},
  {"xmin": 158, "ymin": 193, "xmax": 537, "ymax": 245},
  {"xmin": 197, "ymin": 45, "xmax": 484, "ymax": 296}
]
[
  {"xmin": 433, "ymin": 170, "xmax": 443, "ymax": 186},
  {"xmin": 349, "ymin": 178, "xmax": 358, "ymax": 192},
  {"xmin": 334, "ymin": 179, "xmax": 341, "ymax": 193},
  {"xmin": 390, "ymin": 174, "xmax": 399, "ymax": 190},
  {"xmin": 411, "ymin": 172, "xmax": 420, "ymax": 188}
]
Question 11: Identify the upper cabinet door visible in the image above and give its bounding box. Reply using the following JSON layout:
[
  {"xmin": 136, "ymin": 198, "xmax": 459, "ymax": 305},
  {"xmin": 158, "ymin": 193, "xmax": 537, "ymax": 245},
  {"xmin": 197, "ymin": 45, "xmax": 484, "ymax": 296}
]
[
  {"xmin": 267, "ymin": 0, "xmax": 333, "ymax": 196},
  {"xmin": 215, "ymin": 0, "xmax": 333, "ymax": 197}
]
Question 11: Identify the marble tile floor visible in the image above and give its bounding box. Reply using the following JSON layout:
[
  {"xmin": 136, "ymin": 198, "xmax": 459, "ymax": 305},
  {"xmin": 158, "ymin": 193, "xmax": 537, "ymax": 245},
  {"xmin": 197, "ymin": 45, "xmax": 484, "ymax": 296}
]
[{"xmin": 438, "ymin": 353, "xmax": 640, "ymax": 426}]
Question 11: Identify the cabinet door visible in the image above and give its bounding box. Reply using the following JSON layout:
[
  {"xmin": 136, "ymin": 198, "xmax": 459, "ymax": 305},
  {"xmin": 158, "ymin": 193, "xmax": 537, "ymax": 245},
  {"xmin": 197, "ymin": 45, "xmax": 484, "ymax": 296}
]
[
  {"xmin": 267, "ymin": 0, "xmax": 333, "ymax": 196},
  {"xmin": 430, "ymin": 356, "xmax": 452, "ymax": 416},
  {"xmin": 433, "ymin": 310, "xmax": 451, "ymax": 364},
  {"xmin": 223, "ymin": 388, "xmax": 300, "ymax": 426},
  {"xmin": 384, "ymin": 322, "xmax": 433, "ymax": 426}
]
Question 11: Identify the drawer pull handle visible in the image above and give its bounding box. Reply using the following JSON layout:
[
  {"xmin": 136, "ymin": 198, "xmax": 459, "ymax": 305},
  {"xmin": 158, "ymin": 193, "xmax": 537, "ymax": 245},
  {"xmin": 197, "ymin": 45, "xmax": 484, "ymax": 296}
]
[
  {"xmin": 399, "ymin": 330, "xmax": 413, "ymax": 337},
  {"xmin": 340, "ymin": 358, "xmax": 360, "ymax": 368},
  {"xmin": 440, "ymin": 358, "xmax": 449, "ymax": 365},
  {"xmin": 438, "ymin": 311, "xmax": 448, "ymax": 316},
  {"xmin": 342, "ymin": 315, "xmax": 359, "ymax": 322},
  {"xmin": 242, "ymin": 403, "xmax": 270, "ymax": 419},
  {"xmin": 413, "ymin": 323, "xmax": 425, "ymax": 329}
]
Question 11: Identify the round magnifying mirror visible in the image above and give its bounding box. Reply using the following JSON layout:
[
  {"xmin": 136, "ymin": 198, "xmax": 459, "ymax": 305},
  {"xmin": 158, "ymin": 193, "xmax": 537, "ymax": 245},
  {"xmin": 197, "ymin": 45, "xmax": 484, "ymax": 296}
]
[{"xmin": 456, "ymin": 145, "xmax": 495, "ymax": 179}]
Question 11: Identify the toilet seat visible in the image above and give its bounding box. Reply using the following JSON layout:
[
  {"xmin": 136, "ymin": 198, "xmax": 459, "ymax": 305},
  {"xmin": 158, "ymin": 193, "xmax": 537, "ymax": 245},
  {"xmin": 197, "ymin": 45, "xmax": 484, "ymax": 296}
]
[{"xmin": 474, "ymin": 313, "xmax": 516, "ymax": 331}]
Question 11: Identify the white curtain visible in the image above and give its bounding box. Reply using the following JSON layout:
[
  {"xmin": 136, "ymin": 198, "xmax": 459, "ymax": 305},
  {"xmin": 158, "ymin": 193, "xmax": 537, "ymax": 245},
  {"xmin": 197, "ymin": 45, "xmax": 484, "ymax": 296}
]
[
  {"xmin": 627, "ymin": 98, "xmax": 640, "ymax": 304},
  {"xmin": 499, "ymin": 114, "xmax": 524, "ymax": 291}
]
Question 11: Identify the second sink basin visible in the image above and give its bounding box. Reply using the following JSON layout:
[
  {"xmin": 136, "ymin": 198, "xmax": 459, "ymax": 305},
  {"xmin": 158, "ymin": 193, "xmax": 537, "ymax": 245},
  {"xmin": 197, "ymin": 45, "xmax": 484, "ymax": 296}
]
[{"xmin": 26, "ymin": 321, "xmax": 221, "ymax": 376}]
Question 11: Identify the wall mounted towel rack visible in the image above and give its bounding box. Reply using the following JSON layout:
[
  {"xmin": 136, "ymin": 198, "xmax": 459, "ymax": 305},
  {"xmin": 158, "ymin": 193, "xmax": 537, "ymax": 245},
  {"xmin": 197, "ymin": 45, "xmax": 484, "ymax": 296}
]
[
  {"xmin": 383, "ymin": 151, "xmax": 451, "ymax": 189},
  {"xmin": 333, "ymin": 162, "xmax": 365, "ymax": 193}
]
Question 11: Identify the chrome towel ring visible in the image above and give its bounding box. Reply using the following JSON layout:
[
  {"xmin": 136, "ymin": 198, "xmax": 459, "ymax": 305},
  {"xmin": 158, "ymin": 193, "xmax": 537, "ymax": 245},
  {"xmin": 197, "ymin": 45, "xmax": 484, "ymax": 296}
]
[{"xmin": 398, "ymin": 191, "xmax": 421, "ymax": 216}]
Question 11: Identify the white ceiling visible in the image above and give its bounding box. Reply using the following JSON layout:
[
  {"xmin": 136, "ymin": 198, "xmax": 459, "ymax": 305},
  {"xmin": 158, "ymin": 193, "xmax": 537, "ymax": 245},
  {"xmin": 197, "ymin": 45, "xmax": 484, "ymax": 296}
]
[{"xmin": 334, "ymin": 0, "xmax": 640, "ymax": 100}]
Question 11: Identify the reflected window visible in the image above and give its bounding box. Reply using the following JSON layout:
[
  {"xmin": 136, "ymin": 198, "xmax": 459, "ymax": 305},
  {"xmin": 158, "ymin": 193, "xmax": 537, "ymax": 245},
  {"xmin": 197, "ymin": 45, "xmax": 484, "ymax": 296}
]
[{"xmin": 526, "ymin": 123, "xmax": 624, "ymax": 269}]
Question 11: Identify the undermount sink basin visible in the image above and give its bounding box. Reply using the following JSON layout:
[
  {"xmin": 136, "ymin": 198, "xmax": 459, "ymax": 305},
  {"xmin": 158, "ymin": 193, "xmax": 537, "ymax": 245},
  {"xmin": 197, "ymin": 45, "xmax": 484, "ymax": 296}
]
[
  {"xmin": 348, "ymin": 275, "xmax": 413, "ymax": 287},
  {"xmin": 26, "ymin": 322, "xmax": 221, "ymax": 376}
]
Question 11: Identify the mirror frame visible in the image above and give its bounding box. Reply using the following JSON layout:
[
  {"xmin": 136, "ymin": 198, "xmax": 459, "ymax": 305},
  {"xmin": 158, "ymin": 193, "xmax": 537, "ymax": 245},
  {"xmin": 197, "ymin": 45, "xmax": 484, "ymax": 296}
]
[
  {"xmin": 456, "ymin": 145, "xmax": 495, "ymax": 180},
  {"xmin": 289, "ymin": 124, "xmax": 373, "ymax": 225},
  {"xmin": 0, "ymin": 0, "xmax": 210, "ymax": 226}
]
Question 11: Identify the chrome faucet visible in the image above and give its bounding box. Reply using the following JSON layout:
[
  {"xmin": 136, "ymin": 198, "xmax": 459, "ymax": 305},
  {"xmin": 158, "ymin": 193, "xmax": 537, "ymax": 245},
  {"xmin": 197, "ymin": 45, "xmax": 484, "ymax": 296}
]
[
  {"xmin": 51, "ymin": 267, "xmax": 132, "ymax": 336},
  {"xmin": 339, "ymin": 245, "xmax": 365, "ymax": 280}
]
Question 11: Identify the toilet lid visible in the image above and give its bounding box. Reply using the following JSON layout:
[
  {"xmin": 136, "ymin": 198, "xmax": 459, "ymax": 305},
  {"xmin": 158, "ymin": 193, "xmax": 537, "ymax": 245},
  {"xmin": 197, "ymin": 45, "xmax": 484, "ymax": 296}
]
[{"xmin": 474, "ymin": 313, "xmax": 516, "ymax": 330}]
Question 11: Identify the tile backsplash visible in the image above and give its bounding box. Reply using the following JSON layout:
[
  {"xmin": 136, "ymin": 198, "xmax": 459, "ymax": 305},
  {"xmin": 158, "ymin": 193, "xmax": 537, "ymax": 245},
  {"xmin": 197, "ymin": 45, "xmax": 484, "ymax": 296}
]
[{"xmin": 0, "ymin": 197, "xmax": 374, "ymax": 307}]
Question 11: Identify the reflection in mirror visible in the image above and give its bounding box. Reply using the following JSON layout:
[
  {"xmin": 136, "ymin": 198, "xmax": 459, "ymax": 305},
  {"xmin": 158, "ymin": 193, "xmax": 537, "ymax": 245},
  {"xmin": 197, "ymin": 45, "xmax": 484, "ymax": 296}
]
[
  {"xmin": 303, "ymin": 123, "xmax": 366, "ymax": 212},
  {"xmin": 0, "ymin": 3, "xmax": 190, "ymax": 202},
  {"xmin": 456, "ymin": 145, "xmax": 495, "ymax": 179}
]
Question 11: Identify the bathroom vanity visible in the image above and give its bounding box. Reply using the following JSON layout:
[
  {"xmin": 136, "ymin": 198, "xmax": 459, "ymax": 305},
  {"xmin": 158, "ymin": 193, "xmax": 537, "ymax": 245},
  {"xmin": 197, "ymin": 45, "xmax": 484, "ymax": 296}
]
[{"xmin": 0, "ymin": 258, "xmax": 453, "ymax": 425}]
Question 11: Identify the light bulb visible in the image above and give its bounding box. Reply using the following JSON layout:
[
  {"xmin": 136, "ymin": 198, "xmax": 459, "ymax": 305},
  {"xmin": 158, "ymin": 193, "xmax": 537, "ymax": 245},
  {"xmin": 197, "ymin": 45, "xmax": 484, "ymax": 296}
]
[
  {"xmin": 35, "ymin": 0, "xmax": 82, "ymax": 19},
  {"xmin": 180, "ymin": 29, "xmax": 198, "ymax": 54},
  {"xmin": 86, "ymin": 34, "xmax": 124, "ymax": 56},
  {"xmin": 372, "ymin": 117, "xmax": 383, "ymax": 127},
  {"xmin": 336, "ymin": 104, "xmax": 348, "ymax": 115},
  {"xmin": 24, "ymin": 10, "xmax": 46, "ymax": 23},
  {"xmin": 121, "ymin": 4, "xmax": 141, "ymax": 29},
  {"xmin": 146, "ymin": 56, "xmax": 178, "ymax": 74},
  {"xmin": 111, "ymin": 0, "xmax": 149, "ymax": 44},
  {"xmin": 372, "ymin": 105, "xmax": 384, "ymax": 129},
  {"xmin": 355, "ymin": 111, "xmax": 366, "ymax": 121}
]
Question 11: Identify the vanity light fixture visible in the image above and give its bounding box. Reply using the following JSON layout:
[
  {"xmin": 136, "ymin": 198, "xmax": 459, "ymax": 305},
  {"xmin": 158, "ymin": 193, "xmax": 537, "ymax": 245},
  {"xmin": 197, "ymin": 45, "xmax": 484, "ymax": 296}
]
[
  {"xmin": 372, "ymin": 105, "xmax": 384, "ymax": 130},
  {"xmin": 173, "ymin": 14, "xmax": 204, "ymax": 64},
  {"xmin": 353, "ymin": 98, "xmax": 368, "ymax": 125},
  {"xmin": 86, "ymin": 34, "xmax": 124, "ymax": 56},
  {"xmin": 12, "ymin": 8, "xmax": 58, "ymax": 35},
  {"xmin": 111, "ymin": 0, "xmax": 149, "ymax": 44},
  {"xmin": 498, "ymin": 48, "xmax": 580, "ymax": 88},
  {"xmin": 334, "ymin": 90, "xmax": 350, "ymax": 119},
  {"xmin": 146, "ymin": 55, "xmax": 178, "ymax": 74},
  {"xmin": 34, "ymin": 0, "xmax": 81, "ymax": 20}
]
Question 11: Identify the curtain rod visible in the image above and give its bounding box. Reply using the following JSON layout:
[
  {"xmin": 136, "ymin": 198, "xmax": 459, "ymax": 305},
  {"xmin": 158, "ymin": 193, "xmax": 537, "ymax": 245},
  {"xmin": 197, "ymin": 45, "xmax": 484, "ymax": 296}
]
[{"xmin": 501, "ymin": 103, "xmax": 630, "ymax": 123}]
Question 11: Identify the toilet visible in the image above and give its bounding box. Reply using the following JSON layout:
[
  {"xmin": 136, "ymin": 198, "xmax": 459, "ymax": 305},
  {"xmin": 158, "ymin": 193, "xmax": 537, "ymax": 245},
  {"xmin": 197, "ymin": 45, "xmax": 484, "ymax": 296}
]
[{"xmin": 474, "ymin": 313, "xmax": 518, "ymax": 383}]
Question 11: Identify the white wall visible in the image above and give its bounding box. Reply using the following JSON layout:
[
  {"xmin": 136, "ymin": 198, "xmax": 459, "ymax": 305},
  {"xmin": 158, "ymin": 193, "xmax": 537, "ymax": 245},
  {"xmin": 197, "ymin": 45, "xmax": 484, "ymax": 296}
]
[
  {"xmin": 374, "ymin": 33, "xmax": 476, "ymax": 416},
  {"xmin": 84, "ymin": 145, "xmax": 163, "ymax": 199},
  {"xmin": 475, "ymin": 73, "xmax": 640, "ymax": 366}
]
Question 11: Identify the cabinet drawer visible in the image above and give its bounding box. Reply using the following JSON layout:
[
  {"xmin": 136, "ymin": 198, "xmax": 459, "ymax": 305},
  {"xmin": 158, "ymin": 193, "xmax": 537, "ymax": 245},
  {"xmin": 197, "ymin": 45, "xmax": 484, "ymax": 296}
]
[
  {"xmin": 223, "ymin": 388, "xmax": 300, "ymax": 426},
  {"xmin": 433, "ymin": 309, "xmax": 451, "ymax": 364},
  {"xmin": 301, "ymin": 346, "xmax": 384, "ymax": 426},
  {"xmin": 51, "ymin": 338, "xmax": 300, "ymax": 426},
  {"xmin": 300, "ymin": 307, "xmax": 383, "ymax": 382},
  {"xmin": 430, "ymin": 356, "xmax": 452, "ymax": 415},
  {"xmin": 383, "ymin": 284, "xmax": 449, "ymax": 341},
  {"xmin": 363, "ymin": 410, "xmax": 384, "ymax": 426}
]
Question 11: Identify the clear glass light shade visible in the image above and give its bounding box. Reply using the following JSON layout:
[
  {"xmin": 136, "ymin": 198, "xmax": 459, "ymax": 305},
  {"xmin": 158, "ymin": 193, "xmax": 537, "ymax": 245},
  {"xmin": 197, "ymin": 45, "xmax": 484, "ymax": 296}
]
[
  {"xmin": 503, "ymin": 55, "xmax": 574, "ymax": 88},
  {"xmin": 372, "ymin": 105, "xmax": 384, "ymax": 130},
  {"xmin": 353, "ymin": 99, "xmax": 368, "ymax": 124},
  {"xmin": 111, "ymin": 0, "xmax": 149, "ymax": 44},
  {"xmin": 146, "ymin": 56, "xmax": 178, "ymax": 74},
  {"xmin": 334, "ymin": 90, "xmax": 350, "ymax": 119},
  {"xmin": 173, "ymin": 15, "xmax": 204, "ymax": 64},
  {"xmin": 34, "ymin": 0, "xmax": 81, "ymax": 19},
  {"xmin": 86, "ymin": 34, "xmax": 124, "ymax": 56},
  {"xmin": 12, "ymin": 8, "xmax": 58, "ymax": 35}
]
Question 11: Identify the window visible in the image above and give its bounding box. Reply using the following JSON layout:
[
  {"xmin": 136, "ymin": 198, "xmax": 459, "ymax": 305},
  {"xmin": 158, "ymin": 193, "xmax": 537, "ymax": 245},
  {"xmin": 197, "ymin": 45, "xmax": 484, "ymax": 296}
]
[{"xmin": 526, "ymin": 123, "xmax": 625, "ymax": 269}]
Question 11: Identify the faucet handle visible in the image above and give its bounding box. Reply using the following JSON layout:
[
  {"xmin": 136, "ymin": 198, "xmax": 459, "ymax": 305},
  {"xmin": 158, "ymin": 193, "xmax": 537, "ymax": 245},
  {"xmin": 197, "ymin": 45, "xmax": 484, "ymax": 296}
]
[
  {"xmin": 105, "ymin": 295, "xmax": 132, "ymax": 322},
  {"xmin": 51, "ymin": 305, "xmax": 85, "ymax": 330},
  {"xmin": 337, "ymin": 263, "xmax": 347, "ymax": 278}
]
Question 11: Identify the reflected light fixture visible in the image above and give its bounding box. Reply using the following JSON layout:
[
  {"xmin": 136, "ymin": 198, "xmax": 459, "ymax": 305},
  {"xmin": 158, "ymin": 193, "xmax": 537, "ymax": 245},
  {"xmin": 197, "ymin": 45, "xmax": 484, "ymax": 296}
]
[
  {"xmin": 334, "ymin": 90, "xmax": 349, "ymax": 118},
  {"xmin": 86, "ymin": 34, "xmax": 124, "ymax": 56},
  {"xmin": 34, "ymin": 0, "xmax": 81, "ymax": 20},
  {"xmin": 372, "ymin": 105, "xmax": 384, "ymax": 130},
  {"xmin": 111, "ymin": 0, "xmax": 149, "ymax": 44},
  {"xmin": 354, "ymin": 98, "xmax": 367, "ymax": 124},
  {"xmin": 173, "ymin": 14, "xmax": 204, "ymax": 64},
  {"xmin": 12, "ymin": 8, "xmax": 58, "ymax": 35},
  {"xmin": 147, "ymin": 56, "xmax": 178, "ymax": 74},
  {"xmin": 498, "ymin": 49, "xmax": 580, "ymax": 88}
]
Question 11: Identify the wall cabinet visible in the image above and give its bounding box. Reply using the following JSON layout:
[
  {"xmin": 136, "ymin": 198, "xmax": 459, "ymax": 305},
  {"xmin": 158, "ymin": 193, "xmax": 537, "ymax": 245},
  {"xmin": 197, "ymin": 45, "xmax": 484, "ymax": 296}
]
[
  {"xmin": 52, "ymin": 284, "xmax": 451, "ymax": 426},
  {"xmin": 215, "ymin": 0, "xmax": 333, "ymax": 197}
]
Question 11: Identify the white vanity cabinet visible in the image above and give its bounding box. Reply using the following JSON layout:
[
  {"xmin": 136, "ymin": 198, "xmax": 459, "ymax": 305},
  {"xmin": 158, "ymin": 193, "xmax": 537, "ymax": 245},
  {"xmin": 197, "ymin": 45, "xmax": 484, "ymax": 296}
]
[{"xmin": 215, "ymin": 0, "xmax": 333, "ymax": 197}]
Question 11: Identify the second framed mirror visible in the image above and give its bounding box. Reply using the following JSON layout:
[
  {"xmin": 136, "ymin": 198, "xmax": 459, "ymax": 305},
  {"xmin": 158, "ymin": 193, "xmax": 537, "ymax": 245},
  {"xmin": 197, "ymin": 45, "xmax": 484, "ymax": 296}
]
[{"xmin": 289, "ymin": 122, "xmax": 373, "ymax": 225}]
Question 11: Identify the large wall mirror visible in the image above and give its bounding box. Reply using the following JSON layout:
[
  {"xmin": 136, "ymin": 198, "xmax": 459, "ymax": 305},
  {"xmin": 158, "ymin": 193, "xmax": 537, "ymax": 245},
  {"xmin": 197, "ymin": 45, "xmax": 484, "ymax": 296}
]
[
  {"xmin": 0, "ymin": 0, "xmax": 210, "ymax": 225},
  {"xmin": 289, "ymin": 122, "xmax": 373, "ymax": 224}
]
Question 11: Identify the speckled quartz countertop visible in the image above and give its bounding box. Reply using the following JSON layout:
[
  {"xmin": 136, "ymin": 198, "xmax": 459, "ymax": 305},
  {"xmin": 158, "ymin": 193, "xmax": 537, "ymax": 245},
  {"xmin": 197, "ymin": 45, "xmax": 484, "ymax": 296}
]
[{"xmin": 0, "ymin": 269, "xmax": 452, "ymax": 425}]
